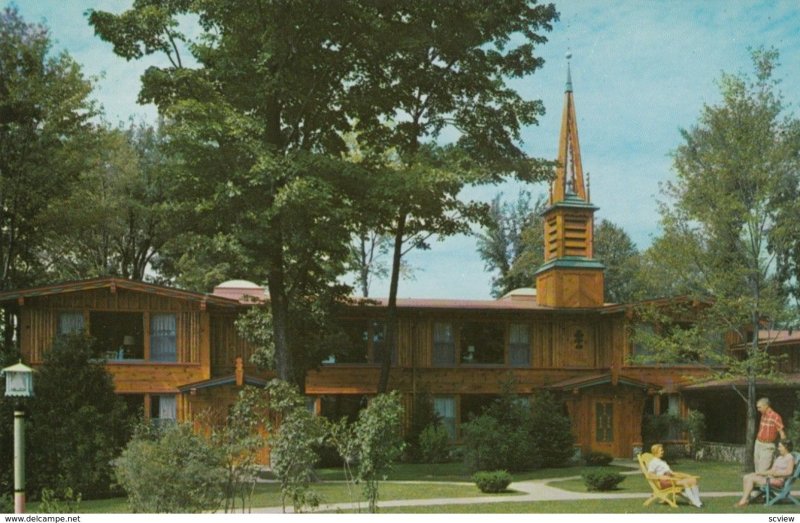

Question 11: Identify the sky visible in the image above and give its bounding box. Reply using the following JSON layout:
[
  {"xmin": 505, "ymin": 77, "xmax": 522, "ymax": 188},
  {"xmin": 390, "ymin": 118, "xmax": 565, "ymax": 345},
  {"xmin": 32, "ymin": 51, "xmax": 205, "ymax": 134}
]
[{"xmin": 7, "ymin": 0, "xmax": 800, "ymax": 300}]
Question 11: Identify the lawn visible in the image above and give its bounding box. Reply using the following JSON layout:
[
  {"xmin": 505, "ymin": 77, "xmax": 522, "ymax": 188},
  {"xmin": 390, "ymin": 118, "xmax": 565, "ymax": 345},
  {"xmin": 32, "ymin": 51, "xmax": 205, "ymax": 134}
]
[
  {"xmin": 372, "ymin": 497, "xmax": 800, "ymax": 514},
  {"xmin": 29, "ymin": 479, "xmax": 501, "ymax": 513},
  {"xmin": 552, "ymin": 459, "xmax": 751, "ymax": 493}
]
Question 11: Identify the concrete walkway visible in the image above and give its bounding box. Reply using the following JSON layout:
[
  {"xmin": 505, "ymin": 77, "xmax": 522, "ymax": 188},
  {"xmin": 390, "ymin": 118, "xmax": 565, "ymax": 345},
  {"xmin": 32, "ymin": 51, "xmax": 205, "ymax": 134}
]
[{"xmin": 250, "ymin": 461, "xmax": 775, "ymax": 513}]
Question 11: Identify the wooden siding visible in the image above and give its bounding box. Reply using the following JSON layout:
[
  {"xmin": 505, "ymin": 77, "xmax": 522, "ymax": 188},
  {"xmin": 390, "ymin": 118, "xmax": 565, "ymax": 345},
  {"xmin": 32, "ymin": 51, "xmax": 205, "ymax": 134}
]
[{"xmin": 210, "ymin": 314, "xmax": 259, "ymax": 376}]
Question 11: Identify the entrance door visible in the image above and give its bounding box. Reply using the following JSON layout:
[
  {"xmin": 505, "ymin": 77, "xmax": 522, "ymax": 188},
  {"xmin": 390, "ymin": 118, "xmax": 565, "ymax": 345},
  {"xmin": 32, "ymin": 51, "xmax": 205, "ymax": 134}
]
[{"xmin": 592, "ymin": 400, "xmax": 615, "ymax": 454}]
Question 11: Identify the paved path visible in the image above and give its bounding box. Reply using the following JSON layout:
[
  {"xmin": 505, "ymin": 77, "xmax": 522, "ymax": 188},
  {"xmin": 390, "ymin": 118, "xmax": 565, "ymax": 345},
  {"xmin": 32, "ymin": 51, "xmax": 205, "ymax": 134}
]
[{"xmin": 251, "ymin": 461, "xmax": 780, "ymax": 513}]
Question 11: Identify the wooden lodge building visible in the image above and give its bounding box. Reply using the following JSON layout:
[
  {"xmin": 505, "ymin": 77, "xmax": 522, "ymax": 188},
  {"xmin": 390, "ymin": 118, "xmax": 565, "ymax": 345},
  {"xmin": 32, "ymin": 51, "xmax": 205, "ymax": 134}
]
[{"xmin": 1, "ymin": 65, "xmax": 798, "ymax": 461}]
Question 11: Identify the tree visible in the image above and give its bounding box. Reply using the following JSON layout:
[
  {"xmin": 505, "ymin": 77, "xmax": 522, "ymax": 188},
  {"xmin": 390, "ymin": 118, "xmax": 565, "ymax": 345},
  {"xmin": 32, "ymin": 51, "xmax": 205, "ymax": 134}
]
[
  {"xmin": 0, "ymin": 7, "xmax": 97, "ymax": 344},
  {"xmin": 637, "ymin": 47, "xmax": 800, "ymax": 471},
  {"xmin": 26, "ymin": 334, "xmax": 131, "ymax": 498},
  {"xmin": 476, "ymin": 191, "xmax": 545, "ymax": 298},
  {"xmin": 593, "ymin": 219, "xmax": 642, "ymax": 303},
  {"xmin": 41, "ymin": 121, "xmax": 175, "ymax": 281},
  {"xmin": 90, "ymin": 1, "xmax": 378, "ymax": 390},
  {"xmin": 347, "ymin": 1, "xmax": 559, "ymax": 392}
]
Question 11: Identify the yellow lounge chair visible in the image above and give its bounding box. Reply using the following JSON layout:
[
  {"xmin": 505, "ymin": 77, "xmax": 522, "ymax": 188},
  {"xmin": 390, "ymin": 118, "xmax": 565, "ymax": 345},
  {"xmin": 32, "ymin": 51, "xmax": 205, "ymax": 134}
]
[{"xmin": 637, "ymin": 452, "xmax": 699, "ymax": 508}]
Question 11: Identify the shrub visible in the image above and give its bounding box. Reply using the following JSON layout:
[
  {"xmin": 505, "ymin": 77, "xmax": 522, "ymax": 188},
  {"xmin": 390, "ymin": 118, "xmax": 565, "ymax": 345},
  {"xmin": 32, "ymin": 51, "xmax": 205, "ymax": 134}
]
[
  {"xmin": 582, "ymin": 471, "xmax": 625, "ymax": 491},
  {"xmin": 529, "ymin": 392, "xmax": 575, "ymax": 468},
  {"xmin": 26, "ymin": 334, "xmax": 132, "ymax": 498},
  {"xmin": 418, "ymin": 423, "xmax": 450, "ymax": 463},
  {"xmin": 583, "ymin": 451, "xmax": 613, "ymax": 466},
  {"xmin": 461, "ymin": 412, "xmax": 531, "ymax": 472},
  {"xmin": 115, "ymin": 422, "xmax": 225, "ymax": 513},
  {"xmin": 472, "ymin": 471, "xmax": 513, "ymax": 493},
  {"xmin": 0, "ymin": 492, "xmax": 12, "ymax": 513},
  {"xmin": 404, "ymin": 390, "xmax": 441, "ymax": 462},
  {"xmin": 38, "ymin": 488, "xmax": 81, "ymax": 513}
]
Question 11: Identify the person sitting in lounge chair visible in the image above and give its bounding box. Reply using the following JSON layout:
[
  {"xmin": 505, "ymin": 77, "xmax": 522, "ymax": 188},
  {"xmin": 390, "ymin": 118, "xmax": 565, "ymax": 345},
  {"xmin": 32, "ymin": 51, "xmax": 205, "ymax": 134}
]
[
  {"xmin": 736, "ymin": 439, "xmax": 795, "ymax": 507},
  {"xmin": 647, "ymin": 443, "xmax": 703, "ymax": 508}
]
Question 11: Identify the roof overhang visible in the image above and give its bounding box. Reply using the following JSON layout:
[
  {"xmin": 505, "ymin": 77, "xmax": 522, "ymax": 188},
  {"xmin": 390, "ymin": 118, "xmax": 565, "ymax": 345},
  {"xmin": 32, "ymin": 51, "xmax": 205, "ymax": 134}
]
[
  {"xmin": 547, "ymin": 372, "xmax": 659, "ymax": 392},
  {"xmin": 0, "ymin": 277, "xmax": 242, "ymax": 309},
  {"xmin": 681, "ymin": 374, "xmax": 800, "ymax": 392},
  {"xmin": 178, "ymin": 374, "xmax": 267, "ymax": 393}
]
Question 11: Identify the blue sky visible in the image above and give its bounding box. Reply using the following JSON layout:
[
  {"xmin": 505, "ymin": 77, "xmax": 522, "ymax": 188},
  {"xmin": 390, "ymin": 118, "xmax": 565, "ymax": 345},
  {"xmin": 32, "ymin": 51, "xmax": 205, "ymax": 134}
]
[{"xmin": 8, "ymin": 1, "xmax": 800, "ymax": 299}]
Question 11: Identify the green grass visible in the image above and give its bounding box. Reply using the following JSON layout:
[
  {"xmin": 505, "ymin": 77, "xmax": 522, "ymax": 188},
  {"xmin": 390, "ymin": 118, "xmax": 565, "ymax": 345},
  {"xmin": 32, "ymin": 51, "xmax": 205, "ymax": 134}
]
[
  {"xmin": 313, "ymin": 462, "xmax": 629, "ymax": 482},
  {"xmin": 551, "ymin": 460, "xmax": 751, "ymax": 494},
  {"xmin": 29, "ymin": 479, "xmax": 499, "ymax": 513},
  {"xmin": 370, "ymin": 497, "xmax": 800, "ymax": 513}
]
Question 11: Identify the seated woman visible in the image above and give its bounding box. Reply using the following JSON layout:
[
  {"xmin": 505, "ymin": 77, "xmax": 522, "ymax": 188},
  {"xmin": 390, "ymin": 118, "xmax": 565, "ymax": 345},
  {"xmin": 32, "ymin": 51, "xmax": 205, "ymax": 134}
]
[
  {"xmin": 736, "ymin": 439, "xmax": 795, "ymax": 507},
  {"xmin": 648, "ymin": 443, "xmax": 703, "ymax": 508}
]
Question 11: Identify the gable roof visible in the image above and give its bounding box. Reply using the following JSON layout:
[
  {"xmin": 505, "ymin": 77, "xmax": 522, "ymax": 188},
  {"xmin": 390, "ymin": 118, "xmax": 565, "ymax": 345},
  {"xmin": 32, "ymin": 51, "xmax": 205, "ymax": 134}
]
[
  {"xmin": 0, "ymin": 277, "xmax": 241, "ymax": 309},
  {"xmin": 178, "ymin": 374, "xmax": 268, "ymax": 393},
  {"xmin": 547, "ymin": 372, "xmax": 659, "ymax": 392}
]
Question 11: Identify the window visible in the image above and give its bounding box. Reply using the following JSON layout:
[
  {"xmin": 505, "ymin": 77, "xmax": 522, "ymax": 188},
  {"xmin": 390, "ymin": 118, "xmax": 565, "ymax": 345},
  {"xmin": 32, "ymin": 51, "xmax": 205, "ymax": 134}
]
[
  {"xmin": 595, "ymin": 402, "xmax": 613, "ymax": 442},
  {"xmin": 574, "ymin": 329, "xmax": 585, "ymax": 350},
  {"xmin": 150, "ymin": 394, "xmax": 177, "ymax": 429},
  {"xmin": 326, "ymin": 320, "xmax": 383, "ymax": 365},
  {"xmin": 432, "ymin": 322, "xmax": 455, "ymax": 366},
  {"xmin": 509, "ymin": 323, "xmax": 531, "ymax": 367},
  {"xmin": 459, "ymin": 322, "xmax": 504, "ymax": 364},
  {"xmin": 150, "ymin": 314, "xmax": 177, "ymax": 362},
  {"xmin": 371, "ymin": 321, "xmax": 395, "ymax": 365},
  {"xmin": 433, "ymin": 396, "xmax": 456, "ymax": 440},
  {"xmin": 57, "ymin": 312, "xmax": 84, "ymax": 335},
  {"xmin": 90, "ymin": 312, "xmax": 144, "ymax": 360}
]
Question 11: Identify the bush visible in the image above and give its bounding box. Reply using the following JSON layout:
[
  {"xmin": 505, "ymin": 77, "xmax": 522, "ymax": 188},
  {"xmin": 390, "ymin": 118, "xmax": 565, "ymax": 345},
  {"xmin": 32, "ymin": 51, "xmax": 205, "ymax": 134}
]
[
  {"xmin": 115, "ymin": 422, "xmax": 225, "ymax": 513},
  {"xmin": 404, "ymin": 390, "xmax": 441, "ymax": 462},
  {"xmin": 583, "ymin": 451, "xmax": 613, "ymax": 466},
  {"xmin": 582, "ymin": 471, "xmax": 625, "ymax": 491},
  {"xmin": 472, "ymin": 470, "xmax": 513, "ymax": 493},
  {"xmin": 26, "ymin": 334, "xmax": 132, "ymax": 498},
  {"xmin": 38, "ymin": 488, "xmax": 81, "ymax": 513},
  {"xmin": 418, "ymin": 423, "xmax": 450, "ymax": 463},
  {"xmin": 461, "ymin": 412, "xmax": 531, "ymax": 472},
  {"xmin": 529, "ymin": 392, "xmax": 575, "ymax": 468}
]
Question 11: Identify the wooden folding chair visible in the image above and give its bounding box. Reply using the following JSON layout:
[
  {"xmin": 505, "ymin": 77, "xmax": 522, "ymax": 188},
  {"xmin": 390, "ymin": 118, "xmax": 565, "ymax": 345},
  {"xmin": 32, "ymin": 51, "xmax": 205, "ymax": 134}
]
[
  {"xmin": 637, "ymin": 452, "xmax": 694, "ymax": 508},
  {"xmin": 761, "ymin": 451, "xmax": 800, "ymax": 506}
]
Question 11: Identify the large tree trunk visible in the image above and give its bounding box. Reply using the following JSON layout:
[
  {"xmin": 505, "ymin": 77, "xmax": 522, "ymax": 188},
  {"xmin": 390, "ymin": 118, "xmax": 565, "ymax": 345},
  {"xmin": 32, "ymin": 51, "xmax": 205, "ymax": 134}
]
[
  {"xmin": 377, "ymin": 211, "xmax": 406, "ymax": 393},
  {"xmin": 267, "ymin": 236, "xmax": 302, "ymax": 392}
]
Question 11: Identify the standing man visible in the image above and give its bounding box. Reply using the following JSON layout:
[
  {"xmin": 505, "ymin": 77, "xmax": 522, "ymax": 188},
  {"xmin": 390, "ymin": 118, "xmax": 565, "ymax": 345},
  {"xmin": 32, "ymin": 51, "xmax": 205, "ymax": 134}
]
[{"xmin": 755, "ymin": 397, "xmax": 786, "ymax": 473}]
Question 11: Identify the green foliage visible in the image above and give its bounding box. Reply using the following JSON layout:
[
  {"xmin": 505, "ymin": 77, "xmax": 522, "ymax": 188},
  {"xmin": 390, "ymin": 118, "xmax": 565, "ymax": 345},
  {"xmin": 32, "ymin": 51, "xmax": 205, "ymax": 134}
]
[
  {"xmin": 354, "ymin": 391, "xmax": 406, "ymax": 513},
  {"xmin": 0, "ymin": 6, "xmax": 98, "ymax": 291},
  {"xmin": 38, "ymin": 488, "xmax": 81, "ymax": 514},
  {"xmin": 582, "ymin": 471, "xmax": 625, "ymax": 491},
  {"xmin": 26, "ymin": 334, "xmax": 131, "ymax": 499},
  {"xmin": 115, "ymin": 422, "xmax": 225, "ymax": 513},
  {"xmin": 476, "ymin": 191, "xmax": 545, "ymax": 297},
  {"xmin": 594, "ymin": 219, "xmax": 644, "ymax": 303},
  {"xmin": 685, "ymin": 409, "xmax": 706, "ymax": 453},
  {"xmin": 0, "ymin": 492, "xmax": 11, "ymax": 513},
  {"xmin": 418, "ymin": 424, "xmax": 451, "ymax": 464},
  {"xmin": 583, "ymin": 451, "xmax": 613, "ymax": 467},
  {"xmin": 642, "ymin": 413, "xmax": 686, "ymax": 451},
  {"xmin": 472, "ymin": 471, "xmax": 513, "ymax": 493},
  {"xmin": 210, "ymin": 386, "xmax": 271, "ymax": 514},
  {"xmin": 789, "ymin": 391, "xmax": 800, "ymax": 442},
  {"xmin": 641, "ymin": 47, "xmax": 800, "ymax": 468},
  {"xmin": 42, "ymin": 121, "xmax": 176, "ymax": 281},
  {"xmin": 461, "ymin": 388, "xmax": 574, "ymax": 473},
  {"xmin": 529, "ymin": 391, "xmax": 576, "ymax": 468},
  {"xmin": 404, "ymin": 390, "xmax": 441, "ymax": 462},
  {"xmin": 266, "ymin": 380, "xmax": 325, "ymax": 513}
]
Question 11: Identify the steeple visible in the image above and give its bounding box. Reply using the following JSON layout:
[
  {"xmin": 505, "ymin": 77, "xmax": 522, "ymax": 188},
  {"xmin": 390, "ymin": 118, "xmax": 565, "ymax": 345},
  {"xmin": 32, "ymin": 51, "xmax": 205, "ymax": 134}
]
[
  {"xmin": 535, "ymin": 54, "xmax": 605, "ymax": 308},
  {"xmin": 551, "ymin": 52, "xmax": 586, "ymax": 204}
]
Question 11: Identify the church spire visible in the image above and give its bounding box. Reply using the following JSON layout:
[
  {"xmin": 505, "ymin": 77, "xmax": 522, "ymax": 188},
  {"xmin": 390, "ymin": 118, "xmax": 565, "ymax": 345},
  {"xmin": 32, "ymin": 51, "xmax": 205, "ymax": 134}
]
[
  {"xmin": 551, "ymin": 52, "xmax": 586, "ymax": 204},
  {"xmin": 535, "ymin": 53, "xmax": 605, "ymax": 308}
]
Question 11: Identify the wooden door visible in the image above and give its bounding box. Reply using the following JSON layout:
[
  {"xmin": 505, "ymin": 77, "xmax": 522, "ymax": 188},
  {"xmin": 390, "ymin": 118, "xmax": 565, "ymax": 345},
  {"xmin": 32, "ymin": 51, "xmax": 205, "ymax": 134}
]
[{"xmin": 592, "ymin": 399, "xmax": 615, "ymax": 454}]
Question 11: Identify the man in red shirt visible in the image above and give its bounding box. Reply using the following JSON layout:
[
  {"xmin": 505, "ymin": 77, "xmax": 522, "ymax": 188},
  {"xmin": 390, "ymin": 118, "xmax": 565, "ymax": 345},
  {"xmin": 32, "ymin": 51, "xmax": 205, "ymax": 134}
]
[{"xmin": 754, "ymin": 397, "xmax": 786, "ymax": 473}]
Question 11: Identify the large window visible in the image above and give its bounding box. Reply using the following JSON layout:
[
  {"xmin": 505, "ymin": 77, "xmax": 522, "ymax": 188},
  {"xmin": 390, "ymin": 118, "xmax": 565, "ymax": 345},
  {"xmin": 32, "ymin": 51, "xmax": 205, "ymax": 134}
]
[
  {"xmin": 57, "ymin": 312, "xmax": 84, "ymax": 335},
  {"xmin": 150, "ymin": 314, "xmax": 177, "ymax": 362},
  {"xmin": 433, "ymin": 396, "xmax": 456, "ymax": 440},
  {"xmin": 509, "ymin": 323, "xmax": 531, "ymax": 367},
  {"xmin": 432, "ymin": 322, "xmax": 455, "ymax": 367},
  {"xmin": 90, "ymin": 312, "xmax": 144, "ymax": 360},
  {"xmin": 460, "ymin": 322, "xmax": 504, "ymax": 365},
  {"xmin": 326, "ymin": 320, "xmax": 392, "ymax": 365}
]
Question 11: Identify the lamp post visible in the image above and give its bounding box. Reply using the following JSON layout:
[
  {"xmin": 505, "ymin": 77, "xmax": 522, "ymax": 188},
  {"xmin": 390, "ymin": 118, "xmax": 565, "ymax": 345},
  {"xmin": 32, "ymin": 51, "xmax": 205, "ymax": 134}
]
[{"xmin": 1, "ymin": 361, "xmax": 34, "ymax": 514}]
